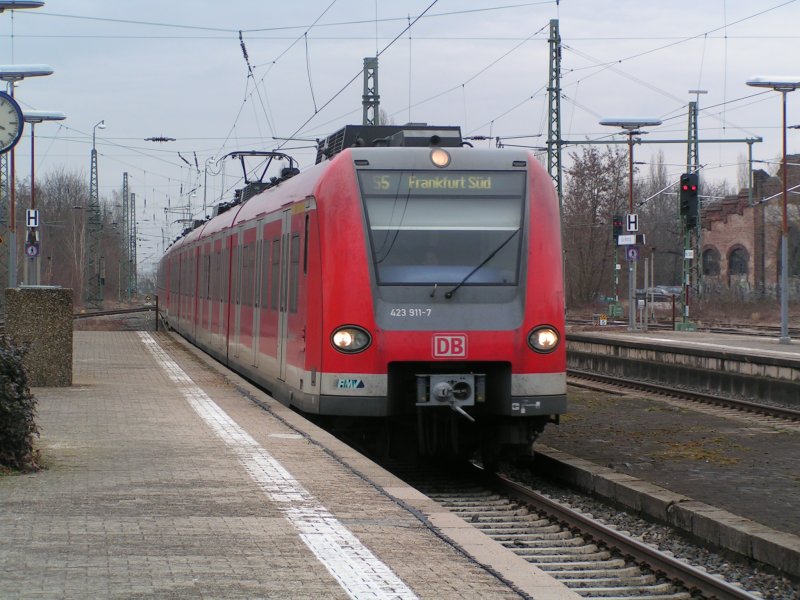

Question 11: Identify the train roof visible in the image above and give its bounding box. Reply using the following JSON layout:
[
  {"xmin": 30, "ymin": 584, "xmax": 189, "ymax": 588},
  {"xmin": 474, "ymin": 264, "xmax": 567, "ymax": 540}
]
[
  {"xmin": 193, "ymin": 197, "xmax": 243, "ymax": 240},
  {"xmin": 162, "ymin": 128, "xmax": 544, "ymax": 257},
  {"xmin": 232, "ymin": 160, "xmax": 328, "ymax": 227},
  {"xmin": 315, "ymin": 124, "xmax": 462, "ymax": 163}
]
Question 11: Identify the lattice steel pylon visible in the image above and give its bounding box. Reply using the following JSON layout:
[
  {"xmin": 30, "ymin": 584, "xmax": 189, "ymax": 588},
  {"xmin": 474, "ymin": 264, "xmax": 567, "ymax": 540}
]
[
  {"xmin": 679, "ymin": 99, "xmax": 702, "ymax": 326},
  {"xmin": 129, "ymin": 191, "xmax": 137, "ymax": 297},
  {"xmin": 122, "ymin": 172, "xmax": 129, "ymax": 301},
  {"xmin": 687, "ymin": 100, "xmax": 702, "ymax": 296},
  {"xmin": 85, "ymin": 144, "xmax": 103, "ymax": 308},
  {"xmin": 686, "ymin": 101, "xmax": 699, "ymax": 173},
  {"xmin": 362, "ymin": 57, "xmax": 380, "ymax": 126},
  {"xmin": 546, "ymin": 18, "xmax": 563, "ymax": 211}
]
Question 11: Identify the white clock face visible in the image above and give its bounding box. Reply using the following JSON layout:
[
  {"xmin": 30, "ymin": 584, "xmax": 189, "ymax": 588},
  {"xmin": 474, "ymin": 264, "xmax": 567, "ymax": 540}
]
[{"xmin": 0, "ymin": 93, "xmax": 24, "ymax": 153}]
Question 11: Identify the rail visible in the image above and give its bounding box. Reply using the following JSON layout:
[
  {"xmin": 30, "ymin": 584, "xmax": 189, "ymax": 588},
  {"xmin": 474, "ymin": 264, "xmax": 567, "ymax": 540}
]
[
  {"xmin": 72, "ymin": 297, "xmax": 159, "ymax": 331},
  {"xmin": 491, "ymin": 469, "xmax": 761, "ymax": 600},
  {"xmin": 567, "ymin": 369, "xmax": 800, "ymax": 422}
]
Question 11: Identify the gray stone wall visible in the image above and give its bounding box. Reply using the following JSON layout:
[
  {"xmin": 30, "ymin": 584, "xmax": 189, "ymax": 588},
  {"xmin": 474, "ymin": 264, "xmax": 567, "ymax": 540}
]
[{"xmin": 6, "ymin": 287, "xmax": 73, "ymax": 387}]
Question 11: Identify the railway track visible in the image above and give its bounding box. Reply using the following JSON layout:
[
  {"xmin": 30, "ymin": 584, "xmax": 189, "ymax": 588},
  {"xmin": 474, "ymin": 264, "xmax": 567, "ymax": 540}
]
[
  {"xmin": 567, "ymin": 318, "xmax": 800, "ymax": 338},
  {"xmin": 567, "ymin": 368, "xmax": 800, "ymax": 426},
  {"xmin": 396, "ymin": 462, "xmax": 759, "ymax": 600}
]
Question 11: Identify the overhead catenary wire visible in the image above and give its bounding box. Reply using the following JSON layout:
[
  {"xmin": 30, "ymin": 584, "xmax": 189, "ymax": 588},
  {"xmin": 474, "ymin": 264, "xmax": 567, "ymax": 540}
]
[
  {"xmin": 467, "ymin": 1, "xmax": 792, "ymax": 142},
  {"xmin": 9, "ymin": 0, "xmax": 798, "ymax": 267},
  {"xmin": 304, "ymin": 32, "xmax": 318, "ymax": 113},
  {"xmin": 280, "ymin": 0, "xmax": 441, "ymax": 147},
  {"xmin": 29, "ymin": 1, "xmax": 556, "ymax": 35}
]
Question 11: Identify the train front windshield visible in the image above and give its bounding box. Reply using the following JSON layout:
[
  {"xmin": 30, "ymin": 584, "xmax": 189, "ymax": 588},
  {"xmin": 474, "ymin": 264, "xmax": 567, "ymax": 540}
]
[{"xmin": 358, "ymin": 170, "xmax": 526, "ymax": 286}]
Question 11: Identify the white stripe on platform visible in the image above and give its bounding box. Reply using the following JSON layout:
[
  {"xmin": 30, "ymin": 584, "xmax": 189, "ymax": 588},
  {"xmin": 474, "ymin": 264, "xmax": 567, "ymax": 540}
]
[{"xmin": 138, "ymin": 332, "xmax": 418, "ymax": 600}]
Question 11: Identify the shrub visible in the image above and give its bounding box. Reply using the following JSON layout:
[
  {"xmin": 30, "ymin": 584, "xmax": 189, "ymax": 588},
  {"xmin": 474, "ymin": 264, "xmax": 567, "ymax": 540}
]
[{"xmin": 0, "ymin": 336, "xmax": 39, "ymax": 471}]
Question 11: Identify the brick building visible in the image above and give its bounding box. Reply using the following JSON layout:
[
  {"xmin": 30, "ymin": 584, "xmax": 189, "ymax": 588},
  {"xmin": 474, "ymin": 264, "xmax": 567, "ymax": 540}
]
[{"xmin": 700, "ymin": 154, "xmax": 800, "ymax": 300}]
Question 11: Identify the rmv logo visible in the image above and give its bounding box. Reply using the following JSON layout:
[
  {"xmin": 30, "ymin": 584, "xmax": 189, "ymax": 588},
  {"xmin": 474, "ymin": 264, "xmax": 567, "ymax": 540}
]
[
  {"xmin": 432, "ymin": 334, "xmax": 467, "ymax": 358},
  {"xmin": 337, "ymin": 379, "xmax": 365, "ymax": 389}
]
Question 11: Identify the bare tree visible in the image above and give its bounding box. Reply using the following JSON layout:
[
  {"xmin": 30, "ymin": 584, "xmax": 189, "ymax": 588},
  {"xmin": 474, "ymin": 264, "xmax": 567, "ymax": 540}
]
[
  {"xmin": 378, "ymin": 108, "xmax": 394, "ymax": 126},
  {"xmin": 736, "ymin": 153, "xmax": 750, "ymax": 192},
  {"xmin": 637, "ymin": 151, "xmax": 683, "ymax": 285},
  {"xmin": 13, "ymin": 168, "xmax": 124, "ymax": 307},
  {"xmin": 562, "ymin": 145, "xmax": 627, "ymax": 306}
]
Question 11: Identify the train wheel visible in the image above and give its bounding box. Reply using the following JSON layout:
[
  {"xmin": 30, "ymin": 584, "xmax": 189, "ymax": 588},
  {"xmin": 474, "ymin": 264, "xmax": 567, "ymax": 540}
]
[{"xmin": 416, "ymin": 408, "xmax": 473, "ymax": 460}]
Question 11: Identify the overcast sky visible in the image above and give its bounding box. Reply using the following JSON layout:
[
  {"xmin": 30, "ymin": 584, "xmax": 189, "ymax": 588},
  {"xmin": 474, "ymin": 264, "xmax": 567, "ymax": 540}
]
[{"xmin": 2, "ymin": 0, "xmax": 799, "ymax": 271}]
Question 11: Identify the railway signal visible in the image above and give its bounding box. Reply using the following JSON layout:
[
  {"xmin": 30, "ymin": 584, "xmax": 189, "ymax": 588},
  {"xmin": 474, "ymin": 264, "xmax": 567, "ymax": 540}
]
[
  {"xmin": 679, "ymin": 172, "xmax": 699, "ymax": 228},
  {"xmin": 612, "ymin": 214, "xmax": 623, "ymax": 242}
]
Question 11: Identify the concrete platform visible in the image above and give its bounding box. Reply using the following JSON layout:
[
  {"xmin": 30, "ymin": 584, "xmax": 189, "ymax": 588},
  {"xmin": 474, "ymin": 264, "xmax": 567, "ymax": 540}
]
[
  {"xmin": 571, "ymin": 327, "xmax": 800, "ymax": 363},
  {"xmin": 568, "ymin": 328, "xmax": 800, "ymax": 406},
  {"xmin": 543, "ymin": 328, "xmax": 800, "ymax": 576},
  {"xmin": 0, "ymin": 331, "xmax": 580, "ymax": 600}
]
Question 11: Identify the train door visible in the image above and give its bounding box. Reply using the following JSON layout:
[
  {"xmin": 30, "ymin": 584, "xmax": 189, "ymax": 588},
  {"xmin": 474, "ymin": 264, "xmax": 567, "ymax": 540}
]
[
  {"xmin": 177, "ymin": 251, "xmax": 184, "ymax": 328},
  {"xmin": 214, "ymin": 235, "xmax": 225, "ymax": 353},
  {"xmin": 200, "ymin": 242, "xmax": 212, "ymax": 347},
  {"xmin": 251, "ymin": 220, "xmax": 264, "ymax": 368},
  {"xmin": 237, "ymin": 225, "xmax": 258, "ymax": 363},
  {"xmin": 191, "ymin": 245, "xmax": 200, "ymax": 342},
  {"xmin": 222, "ymin": 234, "xmax": 234, "ymax": 362},
  {"xmin": 277, "ymin": 210, "xmax": 292, "ymax": 381},
  {"xmin": 231, "ymin": 228, "xmax": 242, "ymax": 359}
]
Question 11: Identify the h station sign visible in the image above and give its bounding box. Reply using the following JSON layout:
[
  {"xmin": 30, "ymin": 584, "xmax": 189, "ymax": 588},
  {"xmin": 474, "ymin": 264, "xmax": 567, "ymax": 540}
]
[
  {"xmin": 617, "ymin": 213, "xmax": 645, "ymax": 247},
  {"xmin": 26, "ymin": 209, "xmax": 39, "ymax": 229},
  {"xmin": 616, "ymin": 213, "xmax": 645, "ymax": 261}
]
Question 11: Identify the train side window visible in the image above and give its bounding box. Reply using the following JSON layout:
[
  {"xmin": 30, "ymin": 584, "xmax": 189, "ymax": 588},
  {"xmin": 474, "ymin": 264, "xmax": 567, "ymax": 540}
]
[
  {"xmin": 303, "ymin": 214, "xmax": 309, "ymax": 275},
  {"xmin": 205, "ymin": 254, "xmax": 211, "ymax": 299},
  {"xmin": 248, "ymin": 241, "xmax": 257, "ymax": 306},
  {"xmin": 219, "ymin": 248, "xmax": 224, "ymax": 300},
  {"xmin": 271, "ymin": 238, "xmax": 281, "ymax": 310},
  {"xmin": 214, "ymin": 249, "xmax": 221, "ymax": 301},
  {"xmin": 260, "ymin": 238, "xmax": 270, "ymax": 310},
  {"xmin": 219, "ymin": 240, "xmax": 232, "ymax": 302},
  {"xmin": 289, "ymin": 234, "xmax": 300, "ymax": 313},
  {"xmin": 212, "ymin": 249, "xmax": 218, "ymax": 301},
  {"xmin": 198, "ymin": 253, "xmax": 204, "ymax": 301},
  {"xmin": 231, "ymin": 241, "xmax": 240, "ymax": 305},
  {"xmin": 241, "ymin": 244, "xmax": 251, "ymax": 307}
]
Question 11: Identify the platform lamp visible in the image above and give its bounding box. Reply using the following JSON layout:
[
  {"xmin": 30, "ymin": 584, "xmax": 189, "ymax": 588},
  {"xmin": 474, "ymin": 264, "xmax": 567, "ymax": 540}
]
[
  {"xmin": 23, "ymin": 110, "xmax": 65, "ymax": 286},
  {"xmin": 599, "ymin": 117, "xmax": 662, "ymax": 331},
  {"xmin": 746, "ymin": 76, "xmax": 800, "ymax": 345},
  {"xmin": 0, "ymin": 64, "xmax": 54, "ymax": 288},
  {"xmin": 0, "ymin": 1, "xmax": 44, "ymax": 10}
]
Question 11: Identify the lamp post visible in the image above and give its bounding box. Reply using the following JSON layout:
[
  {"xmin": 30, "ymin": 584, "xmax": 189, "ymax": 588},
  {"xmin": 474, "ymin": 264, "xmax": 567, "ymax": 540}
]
[
  {"xmin": 746, "ymin": 76, "xmax": 800, "ymax": 345},
  {"xmin": 93, "ymin": 119, "xmax": 105, "ymax": 151},
  {"xmin": 0, "ymin": 64, "xmax": 54, "ymax": 288},
  {"xmin": 22, "ymin": 110, "xmax": 65, "ymax": 286},
  {"xmin": 85, "ymin": 119, "xmax": 105, "ymax": 307},
  {"xmin": 600, "ymin": 117, "xmax": 663, "ymax": 331}
]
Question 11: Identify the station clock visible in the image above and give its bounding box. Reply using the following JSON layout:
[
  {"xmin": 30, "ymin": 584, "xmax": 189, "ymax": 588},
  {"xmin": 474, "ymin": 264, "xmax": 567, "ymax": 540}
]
[{"xmin": 0, "ymin": 91, "xmax": 24, "ymax": 153}]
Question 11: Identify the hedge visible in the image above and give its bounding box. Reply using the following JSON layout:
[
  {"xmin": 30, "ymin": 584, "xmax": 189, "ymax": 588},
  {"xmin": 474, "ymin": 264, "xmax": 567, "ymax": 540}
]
[{"xmin": 0, "ymin": 336, "xmax": 39, "ymax": 471}]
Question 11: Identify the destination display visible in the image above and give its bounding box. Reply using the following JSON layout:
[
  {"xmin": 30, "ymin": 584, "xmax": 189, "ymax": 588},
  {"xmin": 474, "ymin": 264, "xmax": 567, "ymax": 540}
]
[{"xmin": 359, "ymin": 171, "xmax": 524, "ymax": 197}]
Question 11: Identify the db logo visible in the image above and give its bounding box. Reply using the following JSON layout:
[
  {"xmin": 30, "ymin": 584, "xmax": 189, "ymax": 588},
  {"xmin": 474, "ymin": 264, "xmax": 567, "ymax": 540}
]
[{"xmin": 432, "ymin": 334, "xmax": 467, "ymax": 358}]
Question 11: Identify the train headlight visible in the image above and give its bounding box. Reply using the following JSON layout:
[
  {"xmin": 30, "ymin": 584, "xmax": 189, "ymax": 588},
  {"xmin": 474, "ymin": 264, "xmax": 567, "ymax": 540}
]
[
  {"xmin": 528, "ymin": 326, "xmax": 560, "ymax": 353},
  {"xmin": 331, "ymin": 326, "xmax": 371, "ymax": 353},
  {"xmin": 430, "ymin": 148, "xmax": 451, "ymax": 168}
]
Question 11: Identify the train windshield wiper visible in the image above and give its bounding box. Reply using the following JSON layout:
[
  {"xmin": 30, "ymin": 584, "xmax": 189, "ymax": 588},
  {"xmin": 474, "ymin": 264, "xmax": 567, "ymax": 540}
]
[{"xmin": 445, "ymin": 228, "xmax": 519, "ymax": 299}]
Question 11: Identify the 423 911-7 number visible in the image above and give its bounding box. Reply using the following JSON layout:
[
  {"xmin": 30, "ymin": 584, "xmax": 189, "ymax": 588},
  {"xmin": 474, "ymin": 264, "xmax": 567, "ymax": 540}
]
[{"xmin": 389, "ymin": 307, "xmax": 432, "ymax": 317}]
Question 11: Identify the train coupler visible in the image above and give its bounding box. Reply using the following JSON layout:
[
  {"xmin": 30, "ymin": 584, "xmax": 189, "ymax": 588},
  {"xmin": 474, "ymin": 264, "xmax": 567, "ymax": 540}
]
[{"xmin": 415, "ymin": 373, "xmax": 485, "ymax": 422}]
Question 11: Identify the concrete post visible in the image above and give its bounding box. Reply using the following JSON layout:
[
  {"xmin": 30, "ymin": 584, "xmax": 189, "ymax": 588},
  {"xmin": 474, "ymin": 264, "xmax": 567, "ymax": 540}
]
[{"xmin": 6, "ymin": 287, "xmax": 73, "ymax": 386}]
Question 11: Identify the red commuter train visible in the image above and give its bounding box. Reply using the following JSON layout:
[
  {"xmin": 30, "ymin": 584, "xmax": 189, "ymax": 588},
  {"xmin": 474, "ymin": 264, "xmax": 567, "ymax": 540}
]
[{"xmin": 157, "ymin": 124, "xmax": 566, "ymax": 460}]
